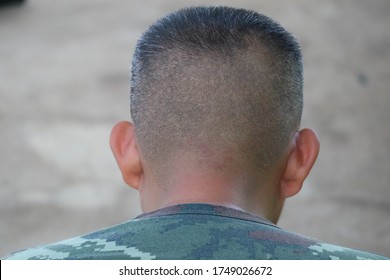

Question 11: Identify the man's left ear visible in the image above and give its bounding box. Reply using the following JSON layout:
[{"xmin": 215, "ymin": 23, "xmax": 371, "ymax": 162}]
[
  {"xmin": 110, "ymin": 121, "xmax": 143, "ymax": 190},
  {"xmin": 279, "ymin": 128, "xmax": 320, "ymax": 198}
]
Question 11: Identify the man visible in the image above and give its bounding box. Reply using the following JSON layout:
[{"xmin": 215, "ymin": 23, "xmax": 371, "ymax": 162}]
[{"xmin": 3, "ymin": 6, "xmax": 387, "ymax": 259}]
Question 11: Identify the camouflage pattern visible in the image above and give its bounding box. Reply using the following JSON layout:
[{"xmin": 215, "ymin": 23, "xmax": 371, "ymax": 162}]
[{"xmin": 3, "ymin": 204, "xmax": 388, "ymax": 260}]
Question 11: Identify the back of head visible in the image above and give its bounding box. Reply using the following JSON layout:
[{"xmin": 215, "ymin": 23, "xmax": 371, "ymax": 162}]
[{"xmin": 131, "ymin": 6, "xmax": 303, "ymax": 182}]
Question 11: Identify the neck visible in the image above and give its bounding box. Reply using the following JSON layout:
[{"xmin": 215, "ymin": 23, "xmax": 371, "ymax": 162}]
[
  {"xmin": 143, "ymin": 167, "xmax": 271, "ymax": 219},
  {"xmin": 162, "ymin": 176, "xmax": 246, "ymax": 211}
]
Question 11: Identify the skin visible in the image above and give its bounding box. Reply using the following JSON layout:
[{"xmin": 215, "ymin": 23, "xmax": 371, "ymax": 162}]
[{"xmin": 110, "ymin": 121, "xmax": 320, "ymax": 224}]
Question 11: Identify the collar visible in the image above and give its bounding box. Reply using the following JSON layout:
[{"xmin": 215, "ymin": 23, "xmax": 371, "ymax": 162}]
[{"xmin": 135, "ymin": 203, "xmax": 277, "ymax": 228}]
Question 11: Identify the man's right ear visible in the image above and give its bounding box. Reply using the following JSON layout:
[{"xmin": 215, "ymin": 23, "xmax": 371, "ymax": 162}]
[{"xmin": 110, "ymin": 121, "xmax": 143, "ymax": 190}]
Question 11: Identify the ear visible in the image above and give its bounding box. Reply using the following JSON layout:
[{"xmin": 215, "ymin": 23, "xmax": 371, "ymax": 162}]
[
  {"xmin": 279, "ymin": 128, "xmax": 320, "ymax": 198},
  {"xmin": 110, "ymin": 121, "xmax": 143, "ymax": 190}
]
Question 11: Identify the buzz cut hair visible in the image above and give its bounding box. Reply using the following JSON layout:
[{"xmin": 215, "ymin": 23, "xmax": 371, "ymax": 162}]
[{"xmin": 130, "ymin": 6, "xmax": 303, "ymax": 179}]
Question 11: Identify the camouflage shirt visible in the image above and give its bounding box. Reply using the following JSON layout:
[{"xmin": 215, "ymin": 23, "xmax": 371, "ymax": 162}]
[{"xmin": 3, "ymin": 204, "xmax": 388, "ymax": 260}]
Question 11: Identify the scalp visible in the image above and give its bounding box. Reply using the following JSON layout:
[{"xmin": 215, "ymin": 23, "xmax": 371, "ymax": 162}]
[{"xmin": 130, "ymin": 6, "xmax": 303, "ymax": 180}]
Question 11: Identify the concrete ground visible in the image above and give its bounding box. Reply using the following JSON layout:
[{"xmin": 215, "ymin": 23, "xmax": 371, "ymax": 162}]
[{"xmin": 0, "ymin": 0, "xmax": 389, "ymax": 258}]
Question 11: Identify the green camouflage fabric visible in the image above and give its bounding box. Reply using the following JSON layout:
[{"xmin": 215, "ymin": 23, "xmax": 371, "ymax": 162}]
[{"xmin": 3, "ymin": 204, "xmax": 388, "ymax": 260}]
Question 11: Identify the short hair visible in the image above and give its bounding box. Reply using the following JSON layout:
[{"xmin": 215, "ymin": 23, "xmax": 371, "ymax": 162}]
[{"xmin": 130, "ymin": 6, "xmax": 303, "ymax": 180}]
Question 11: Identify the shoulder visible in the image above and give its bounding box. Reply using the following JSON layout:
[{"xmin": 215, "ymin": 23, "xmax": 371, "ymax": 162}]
[
  {"xmin": 131, "ymin": 204, "xmax": 388, "ymax": 260},
  {"xmin": 2, "ymin": 227, "xmax": 156, "ymax": 260},
  {"xmin": 3, "ymin": 204, "xmax": 388, "ymax": 260},
  {"xmin": 298, "ymin": 242, "xmax": 388, "ymax": 260},
  {"xmin": 2, "ymin": 236, "xmax": 89, "ymax": 260}
]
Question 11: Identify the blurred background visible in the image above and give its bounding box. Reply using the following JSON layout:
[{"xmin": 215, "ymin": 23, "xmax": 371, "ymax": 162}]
[{"xmin": 0, "ymin": 0, "xmax": 389, "ymax": 258}]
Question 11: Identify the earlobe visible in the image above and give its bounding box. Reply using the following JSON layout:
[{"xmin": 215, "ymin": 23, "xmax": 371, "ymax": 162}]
[
  {"xmin": 280, "ymin": 128, "xmax": 320, "ymax": 198},
  {"xmin": 110, "ymin": 121, "xmax": 143, "ymax": 190}
]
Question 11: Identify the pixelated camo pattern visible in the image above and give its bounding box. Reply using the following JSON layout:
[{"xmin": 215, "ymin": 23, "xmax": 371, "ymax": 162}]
[{"xmin": 3, "ymin": 204, "xmax": 388, "ymax": 260}]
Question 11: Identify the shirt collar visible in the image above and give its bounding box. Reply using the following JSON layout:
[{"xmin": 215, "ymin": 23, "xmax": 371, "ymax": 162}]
[{"xmin": 135, "ymin": 203, "xmax": 277, "ymax": 228}]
